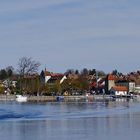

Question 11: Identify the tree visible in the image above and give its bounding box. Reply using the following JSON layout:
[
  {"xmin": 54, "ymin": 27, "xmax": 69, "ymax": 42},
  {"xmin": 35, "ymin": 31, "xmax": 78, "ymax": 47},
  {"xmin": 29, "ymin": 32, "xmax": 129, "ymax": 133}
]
[
  {"xmin": 65, "ymin": 69, "xmax": 75, "ymax": 75},
  {"xmin": 70, "ymin": 77, "xmax": 89, "ymax": 91},
  {"xmin": 6, "ymin": 66, "xmax": 14, "ymax": 77},
  {"xmin": 40, "ymin": 70, "xmax": 45, "ymax": 84},
  {"xmin": 17, "ymin": 57, "xmax": 40, "ymax": 94},
  {"xmin": 81, "ymin": 68, "xmax": 89, "ymax": 76},
  {"xmin": 54, "ymin": 80, "xmax": 62, "ymax": 94},
  {"xmin": 17, "ymin": 57, "xmax": 40, "ymax": 76},
  {"xmin": 0, "ymin": 69, "xmax": 7, "ymax": 80},
  {"xmin": 61, "ymin": 79, "xmax": 72, "ymax": 92},
  {"xmin": 0, "ymin": 85, "xmax": 4, "ymax": 94},
  {"xmin": 112, "ymin": 69, "xmax": 118, "ymax": 75},
  {"xmin": 97, "ymin": 70, "xmax": 106, "ymax": 77},
  {"xmin": 75, "ymin": 70, "xmax": 79, "ymax": 75},
  {"xmin": 89, "ymin": 69, "xmax": 96, "ymax": 75}
]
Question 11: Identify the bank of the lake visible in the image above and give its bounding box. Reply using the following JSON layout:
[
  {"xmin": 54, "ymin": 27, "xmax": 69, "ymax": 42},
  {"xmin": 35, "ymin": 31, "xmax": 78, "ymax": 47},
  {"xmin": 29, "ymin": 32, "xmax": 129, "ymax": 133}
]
[{"xmin": 0, "ymin": 94, "xmax": 137, "ymax": 102}]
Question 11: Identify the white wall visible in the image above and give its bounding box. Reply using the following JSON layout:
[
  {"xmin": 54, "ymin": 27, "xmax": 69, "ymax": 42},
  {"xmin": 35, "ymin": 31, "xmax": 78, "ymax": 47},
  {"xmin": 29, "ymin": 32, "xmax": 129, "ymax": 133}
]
[
  {"xmin": 60, "ymin": 76, "xmax": 67, "ymax": 84},
  {"xmin": 135, "ymin": 86, "xmax": 140, "ymax": 93},
  {"xmin": 45, "ymin": 76, "xmax": 51, "ymax": 83},
  {"xmin": 129, "ymin": 82, "xmax": 135, "ymax": 93},
  {"xmin": 115, "ymin": 91, "xmax": 127, "ymax": 96}
]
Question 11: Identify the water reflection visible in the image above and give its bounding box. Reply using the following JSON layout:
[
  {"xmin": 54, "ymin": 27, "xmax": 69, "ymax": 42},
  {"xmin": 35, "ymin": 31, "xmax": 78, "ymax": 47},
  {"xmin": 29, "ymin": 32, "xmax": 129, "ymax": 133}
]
[
  {"xmin": 0, "ymin": 100, "xmax": 140, "ymax": 140},
  {"xmin": 0, "ymin": 99, "xmax": 135, "ymax": 120},
  {"xmin": 1, "ymin": 116, "xmax": 140, "ymax": 140}
]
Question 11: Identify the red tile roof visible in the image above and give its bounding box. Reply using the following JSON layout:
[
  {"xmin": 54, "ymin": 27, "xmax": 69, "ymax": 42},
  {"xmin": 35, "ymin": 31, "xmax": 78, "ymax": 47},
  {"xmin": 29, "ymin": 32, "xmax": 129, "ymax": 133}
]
[
  {"xmin": 112, "ymin": 86, "xmax": 128, "ymax": 91},
  {"xmin": 44, "ymin": 70, "xmax": 64, "ymax": 78},
  {"xmin": 50, "ymin": 73, "xmax": 64, "ymax": 78},
  {"xmin": 108, "ymin": 74, "xmax": 115, "ymax": 80}
]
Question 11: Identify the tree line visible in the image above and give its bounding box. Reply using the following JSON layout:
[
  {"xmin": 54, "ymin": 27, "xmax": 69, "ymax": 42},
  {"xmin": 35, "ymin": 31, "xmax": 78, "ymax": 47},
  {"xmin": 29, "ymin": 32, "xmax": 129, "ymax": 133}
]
[{"xmin": 0, "ymin": 56, "xmax": 108, "ymax": 95}]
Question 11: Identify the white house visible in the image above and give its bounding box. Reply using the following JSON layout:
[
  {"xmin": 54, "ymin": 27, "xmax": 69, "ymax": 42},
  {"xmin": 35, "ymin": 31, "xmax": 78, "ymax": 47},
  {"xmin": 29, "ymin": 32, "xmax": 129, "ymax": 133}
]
[
  {"xmin": 110, "ymin": 86, "xmax": 128, "ymax": 96},
  {"xmin": 42, "ymin": 70, "xmax": 67, "ymax": 85},
  {"xmin": 134, "ymin": 85, "xmax": 140, "ymax": 94}
]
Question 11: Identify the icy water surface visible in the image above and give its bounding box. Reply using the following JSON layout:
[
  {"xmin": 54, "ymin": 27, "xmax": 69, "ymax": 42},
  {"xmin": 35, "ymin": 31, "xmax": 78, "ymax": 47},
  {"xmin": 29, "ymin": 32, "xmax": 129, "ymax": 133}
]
[{"xmin": 0, "ymin": 99, "xmax": 140, "ymax": 140}]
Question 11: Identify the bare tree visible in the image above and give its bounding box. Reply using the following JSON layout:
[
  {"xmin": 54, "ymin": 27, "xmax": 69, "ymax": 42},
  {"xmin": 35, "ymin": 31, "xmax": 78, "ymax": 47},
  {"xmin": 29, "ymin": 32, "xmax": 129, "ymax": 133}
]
[{"xmin": 17, "ymin": 57, "xmax": 40, "ymax": 76}]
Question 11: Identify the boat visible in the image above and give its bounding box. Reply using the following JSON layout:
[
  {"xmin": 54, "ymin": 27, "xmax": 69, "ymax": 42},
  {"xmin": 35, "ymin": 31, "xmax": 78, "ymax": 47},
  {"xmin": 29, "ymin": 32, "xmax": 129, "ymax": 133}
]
[
  {"xmin": 56, "ymin": 96, "xmax": 64, "ymax": 101},
  {"xmin": 16, "ymin": 95, "xmax": 27, "ymax": 102}
]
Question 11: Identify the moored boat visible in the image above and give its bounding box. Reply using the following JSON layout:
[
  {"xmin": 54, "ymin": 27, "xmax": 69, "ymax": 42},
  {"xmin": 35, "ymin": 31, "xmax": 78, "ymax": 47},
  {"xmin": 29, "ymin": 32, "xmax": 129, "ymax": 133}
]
[{"xmin": 16, "ymin": 95, "xmax": 27, "ymax": 102}]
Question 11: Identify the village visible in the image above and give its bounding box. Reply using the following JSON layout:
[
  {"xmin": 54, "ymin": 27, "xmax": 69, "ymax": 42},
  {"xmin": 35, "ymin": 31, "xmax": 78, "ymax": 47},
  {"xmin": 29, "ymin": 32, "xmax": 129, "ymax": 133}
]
[{"xmin": 0, "ymin": 65, "xmax": 140, "ymax": 101}]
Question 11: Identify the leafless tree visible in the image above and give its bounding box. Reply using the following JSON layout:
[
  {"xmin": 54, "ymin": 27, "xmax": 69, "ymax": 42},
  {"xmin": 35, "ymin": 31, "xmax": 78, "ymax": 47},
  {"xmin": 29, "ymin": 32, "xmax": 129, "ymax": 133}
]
[{"xmin": 17, "ymin": 57, "xmax": 41, "ymax": 76}]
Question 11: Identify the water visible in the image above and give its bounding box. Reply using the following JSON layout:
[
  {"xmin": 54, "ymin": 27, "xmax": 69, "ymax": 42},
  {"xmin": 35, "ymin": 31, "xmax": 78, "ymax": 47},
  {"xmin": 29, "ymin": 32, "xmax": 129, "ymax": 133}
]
[{"xmin": 0, "ymin": 99, "xmax": 140, "ymax": 140}]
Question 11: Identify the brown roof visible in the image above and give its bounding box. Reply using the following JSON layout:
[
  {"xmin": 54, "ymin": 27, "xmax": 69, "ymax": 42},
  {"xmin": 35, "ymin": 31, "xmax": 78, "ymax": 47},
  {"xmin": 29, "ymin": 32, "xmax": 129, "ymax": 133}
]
[
  {"xmin": 108, "ymin": 74, "xmax": 115, "ymax": 80},
  {"xmin": 44, "ymin": 70, "xmax": 64, "ymax": 78},
  {"xmin": 112, "ymin": 86, "xmax": 128, "ymax": 91},
  {"xmin": 50, "ymin": 73, "xmax": 64, "ymax": 78}
]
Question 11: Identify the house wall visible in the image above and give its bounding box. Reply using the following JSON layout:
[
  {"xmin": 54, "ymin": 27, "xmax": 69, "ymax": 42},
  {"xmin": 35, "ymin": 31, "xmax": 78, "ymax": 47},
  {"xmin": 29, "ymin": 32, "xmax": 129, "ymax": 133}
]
[
  {"xmin": 134, "ymin": 86, "xmax": 140, "ymax": 93},
  {"xmin": 60, "ymin": 76, "xmax": 67, "ymax": 84},
  {"xmin": 108, "ymin": 80, "xmax": 115, "ymax": 90},
  {"xmin": 115, "ymin": 82, "xmax": 128, "ymax": 88},
  {"xmin": 105, "ymin": 79, "xmax": 115, "ymax": 94},
  {"xmin": 129, "ymin": 82, "xmax": 135, "ymax": 93},
  {"xmin": 45, "ymin": 76, "xmax": 51, "ymax": 83},
  {"xmin": 115, "ymin": 91, "xmax": 127, "ymax": 96},
  {"xmin": 116, "ymin": 82, "xmax": 135, "ymax": 93}
]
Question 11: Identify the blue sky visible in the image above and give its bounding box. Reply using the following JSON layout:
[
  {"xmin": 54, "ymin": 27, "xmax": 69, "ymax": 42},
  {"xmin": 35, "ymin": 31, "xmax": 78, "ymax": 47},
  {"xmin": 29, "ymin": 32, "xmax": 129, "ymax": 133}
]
[{"xmin": 0, "ymin": 0, "xmax": 140, "ymax": 73}]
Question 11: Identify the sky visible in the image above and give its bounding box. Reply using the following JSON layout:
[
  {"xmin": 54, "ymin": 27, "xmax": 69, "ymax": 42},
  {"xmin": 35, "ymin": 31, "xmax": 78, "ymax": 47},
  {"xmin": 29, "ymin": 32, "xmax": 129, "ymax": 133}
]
[{"xmin": 0, "ymin": 0, "xmax": 140, "ymax": 74}]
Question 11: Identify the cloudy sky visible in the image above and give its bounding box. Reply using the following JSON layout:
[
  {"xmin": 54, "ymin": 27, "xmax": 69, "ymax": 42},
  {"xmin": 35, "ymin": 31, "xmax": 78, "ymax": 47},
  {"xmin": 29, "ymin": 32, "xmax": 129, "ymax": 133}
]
[{"xmin": 0, "ymin": 0, "xmax": 140, "ymax": 73}]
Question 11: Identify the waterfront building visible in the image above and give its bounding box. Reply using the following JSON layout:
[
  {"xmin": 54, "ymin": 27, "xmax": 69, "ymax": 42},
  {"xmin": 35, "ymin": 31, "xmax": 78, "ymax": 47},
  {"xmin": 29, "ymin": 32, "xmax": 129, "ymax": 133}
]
[
  {"xmin": 115, "ymin": 80, "xmax": 135, "ymax": 93},
  {"xmin": 105, "ymin": 74, "xmax": 115, "ymax": 94},
  {"xmin": 134, "ymin": 85, "xmax": 140, "ymax": 94},
  {"xmin": 110, "ymin": 86, "xmax": 128, "ymax": 96},
  {"xmin": 105, "ymin": 73, "xmax": 136, "ymax": 95},
  {"xmin": 40, "ymin": 69, "xmax": 67, "ymax": 85}
]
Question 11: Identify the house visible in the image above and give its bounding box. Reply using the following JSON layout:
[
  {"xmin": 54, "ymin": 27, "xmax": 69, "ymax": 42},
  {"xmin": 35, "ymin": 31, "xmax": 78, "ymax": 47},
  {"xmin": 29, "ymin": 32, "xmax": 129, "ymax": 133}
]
[
  {"xmin": 40, "ymin": 69, "xmax": 67, "ymax": 85},
  {"xmin": 134, "ymin": 85, "xmax": 140, "ymax": 94},
  {"xmin": 90, "ymin": 77, "xmax": 105, "ymax": 94},
  {"xmin": 105, "ymin": 74, "xmax": 115, "ymax": 94},
  {"xmin": 104, "ymin": 73, "xmax": 136, "ymax": 95},
  {"xmin": 115, "ymin": 80, "xmax": 135, "ymax": 93},
  {"xmin": 110, "ymin": 86, "xmax": 128, "ymax": 96},
  {"xmin": 46, "ymin": 73, "xmax": 66, "ymax": 85}
]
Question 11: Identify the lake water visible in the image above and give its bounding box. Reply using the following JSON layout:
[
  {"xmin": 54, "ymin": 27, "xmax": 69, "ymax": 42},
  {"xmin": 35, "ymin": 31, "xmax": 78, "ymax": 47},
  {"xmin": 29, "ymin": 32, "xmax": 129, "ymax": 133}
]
[{"xmin": 0, "ymin": 99, "xmax": 140, "ymax": 140}]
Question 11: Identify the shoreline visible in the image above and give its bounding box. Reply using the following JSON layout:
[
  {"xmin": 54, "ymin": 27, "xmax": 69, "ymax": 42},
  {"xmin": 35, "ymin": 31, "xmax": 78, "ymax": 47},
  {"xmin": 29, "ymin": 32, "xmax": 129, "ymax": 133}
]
[{"xmin": 0, "ymin": 94, "xmax": 136, "ymax": 102}]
